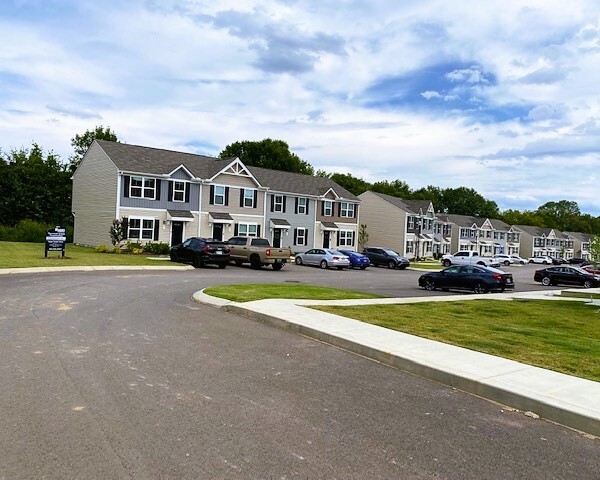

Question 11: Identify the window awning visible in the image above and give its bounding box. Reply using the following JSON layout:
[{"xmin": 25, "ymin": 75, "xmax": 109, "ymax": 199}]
[
  {"xmin": 479, "ymin": 241, "xmax": 492, "ymax": 246},
  {"xmin": 270, "ymin": 218, "xmax": 291, "ymax": 229},
  {"xmin": 167, "ymin": 210, "xmax": 194, "ymax": 222},
  {"xmin": 321, "ymin": 221, "xmax": 339, "ymax": 231},
  {"xmin": 209, "ymin": 212, "xmax": 234, "ymax": 224}
]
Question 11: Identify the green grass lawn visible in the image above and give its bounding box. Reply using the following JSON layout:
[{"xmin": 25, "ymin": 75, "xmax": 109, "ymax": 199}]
[
  {"xmin": 203, "ymin": 283, "xmax": 383, "ymax": 302},
  {"xmin": 410, "ymin": 261, "xmax": 442, "ymax": 270},
  {"xmin": 0, "ymin": 242, "xmax": 166, "ymax": 268},
  {"xmin": 313, "ymin": 300, "xmax": 600, "ymax": 382}
]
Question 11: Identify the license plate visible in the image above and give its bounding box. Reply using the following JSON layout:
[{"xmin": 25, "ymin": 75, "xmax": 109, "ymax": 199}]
[
  {"xmin": 506, "ymin": 277, "xmax": 513, "ymax": 284},
  {"xmin": 215, "ymin": 250, "xmax": 222, "ymax": 255}
]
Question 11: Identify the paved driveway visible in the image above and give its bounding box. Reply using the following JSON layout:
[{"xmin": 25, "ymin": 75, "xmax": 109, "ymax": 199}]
[{"xmin": 0, "ymin": 269, "xmax": 598, "ymax": 479}]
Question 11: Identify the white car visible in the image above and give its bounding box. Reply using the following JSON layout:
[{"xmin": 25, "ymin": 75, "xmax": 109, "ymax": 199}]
[
  {"xmin": 509, "ymin": 255, "xmax": 528, "ymax": 265},
  {"xmin": 528, "ymin": 255, "xmax": 554, "ymax": 265},
  {"xmin": 493, "ymin": 254, "xmax": 514, "ymax": 266}
]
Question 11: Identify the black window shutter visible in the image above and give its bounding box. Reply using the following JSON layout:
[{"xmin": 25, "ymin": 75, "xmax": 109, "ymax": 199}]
[
  {"xmin": 209, "ymin": 185, "xmax": 214, "ymax": 205},
  {"xmin": 353, "ymin": 204, "xmax": 357, "ymax": 218},
  {"xmin": 240, "ymin": 188, "xmax": 244, "ymax": 207},
  {"xmin": 294, "ymin": 229, "xmax": 298, "ymax": 245},
  {"xmin": 351, "ymin": 231, "xmax": 355, "ymax": 246},
  {"xmin": 185, "ymin": 183, "xmax": 190, "ymax": 202},
  {"xmin": 234, "ymin": 224, "xmax": 238, "ymax": 236},
  {"xmin": 295, "ymin": 198, "xmax": 299, "ymax": 214},
  {"xmin": 225, "ymin": 187, "xmax": 229, "ymax": 206},
  {"xmin": 270, "ymin": 195, "xmax": 275, "ymax": 212},
  {"xmin": 153, "ymin": 220, "xmax": 159, "ymax": 241},
  {"xmin": 321, "ymin": 202, "xmax": 324, "ymax": 216},
  {"xmin": 283, "ymin": 196, "xmax": 287, "ymax": 213},
  {"xmin": 305, "ymin": 229, "xmax": 309, "ymax": 246},
  {"xmin": 338, "ymin": 203, "xmax": 341, "ymax": 217},
  {"xmin": 306, "ymin": 200, "xmax": 309, "ymax": 215},
  {"xmin": 257, "ymin": 225, "xmax": 261, "ymax": 237},
  {"xmin": 168, "ymin": 181, "xmax": 173, "ymax": 201},
  {"xmin": 155, "ymin": 180, "xmax": 161, "ymax": 200},
  {"xmin": 336, "ymin": 231, "xmax": 340, "ymax": 245},
  {"xmin": 253, "ymin": 190, "xmax": 257, "ymax": 208},
  {"xmin": 123, "ymin": 176, "xmax": 130, "ymax": 197},
  {"xmin": 122, "ymin": 217, "xmax": 128, "ymax": 239}
]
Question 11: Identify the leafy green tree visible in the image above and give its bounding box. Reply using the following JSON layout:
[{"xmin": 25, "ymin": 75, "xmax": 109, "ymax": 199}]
[
  {"xmin": 68, "ymin": 125, "xmax": 119, "ymax": 172},
  {"xmin": 358, "ymin": 224, "xmax": 369, "ymax": 250},
  {"xmin": 328, "ymin": 173, "xmax": 371, "ymax": 196},
  {"xmin": 371, "ymin": 179, "xmax": 411, "ymax": 198},
  {"xmin": 0, "ymin": 143, "xmax": 72, "ymax": 226},
  {"xmin": 589, "ymin": 235, "xmax": 600, "ymax": 265},
  {"xmin": 219, "ymin": 139, "xmax": 314, "ymax": 175},
  {"xmin": 439, "ymin": 187, "xmax": 499, "ymax": 217},
  {"xmin": 411, "ymin": 185, "xmax": 444, "ymax": 207},
  {"xmin": 500, "ymin": 209, "xmax": 547, "ymax": 228},
  {"xmin": 536, "ymin": 200, "xmax": 580, "ymax": 231}
]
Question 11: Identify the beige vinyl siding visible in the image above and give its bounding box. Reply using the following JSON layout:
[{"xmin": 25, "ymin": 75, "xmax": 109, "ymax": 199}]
[
  {"xmin": 202, "ymin": 185, "xmax": 265, "ymax": 215},
  {"xmin": 358, "ymin": 191, "xmax": 406, "ymax": 254},
  {"xmin": 71, "ymin": 143, "xmax": 118, "ymax": 246},
  {"xmin": 211, "ymin": 173, "xmax": 258, "ymax": 188},
  {"xmin": 119, "ymin": 208, "xmax": 200, "ymax": 245},
  {"xmin": 199, "ymin": 213, "xmax": 263, "ymax": 241}
]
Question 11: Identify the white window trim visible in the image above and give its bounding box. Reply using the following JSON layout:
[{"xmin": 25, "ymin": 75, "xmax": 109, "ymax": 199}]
[
  {"xmin": 296, "ymin": 227, "xmax": 307, "ymax": 246},
  {"xmin": 338, "ymin": 230, "xmax": 354, "ymax": 247},
  {"xmin": 238, "ymin": 222, "xmax": 258, "ymax": 237},
  {"xmin": 340, "ymin": 202, "xmax": 354, "ymax": 218},
  {"xmin": 130, "ymin": 176, "xmax": 156, "ymax": 200},
  {"xmin": 323, "ymin": 200, "xmax": 333, "ymax": 216},
  {"xmin": 298, "ymin": 197, "xmax": 307, "ymax": 214},
  {"xmin": 128, "ymin": 216, "xmax": 156, "ymax": 240},
  {"xmin": 213, "ymin": 185, "xmax": 226, "ymax": 206},
  {"xmin": 173, "ymin": 181, "xmax": 186, "ymax": 202},
  {"xmin": 243, "ymin": 189, "xmax": 255, "ymax": 208},
  {"xmin": 274, "ymin": 194, "xmax": 284, "ymax": 212}
]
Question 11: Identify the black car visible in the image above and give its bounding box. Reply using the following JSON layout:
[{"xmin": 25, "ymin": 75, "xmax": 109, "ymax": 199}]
[
  {"xmin": 418, "ymin": 265, "xmax": 515, "ymax": 294},
  {"xmin": 569, "ymin": 257, "xmax": 590, "ymax": 266},
  {"xmin": 533, "ymin": 266, "xmax": 600, "ymax": 288},
  {"xmin": 362, "ymin": 247, "xmax": 410, "ymax": 269},
  {"xmin": 170, "ymin": 237, "xmax": 230, "ymax": 268}
]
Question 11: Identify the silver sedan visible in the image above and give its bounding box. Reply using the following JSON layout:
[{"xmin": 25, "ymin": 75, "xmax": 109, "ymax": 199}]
[{"xmin": 294, "ymin": 248, "xmax": 351, "ymax": 270}]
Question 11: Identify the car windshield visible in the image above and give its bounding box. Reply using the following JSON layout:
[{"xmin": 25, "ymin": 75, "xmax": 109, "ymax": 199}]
[
  {"xmin": 327, "ymin": 250, "xmax": 346, "ymax": 256},
  {"xmin": 383, "ymin": 249, "xmax": 399, "ymax": 256}
]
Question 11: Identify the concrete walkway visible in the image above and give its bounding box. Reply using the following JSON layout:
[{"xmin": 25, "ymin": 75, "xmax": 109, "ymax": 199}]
[
  {"xmin": 0, "ymin": 265, "xmax": 194, "ymax": 275},
  {"xmin": 193, "ymin": 288, "xmax": 600, "ymax": 437}
]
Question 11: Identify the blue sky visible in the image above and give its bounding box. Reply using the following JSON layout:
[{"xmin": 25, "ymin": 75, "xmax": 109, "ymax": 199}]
[{"xmin": 1, "ymin": 0, "xmax": 599, "ymax": 215}]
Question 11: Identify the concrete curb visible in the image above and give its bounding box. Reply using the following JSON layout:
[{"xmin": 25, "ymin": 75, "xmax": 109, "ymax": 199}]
[
  {"xmin": 193, "ymin": 289, "xmax": 600, "ymax": 437},
  {"xmin": 0, "ymin": 265, "xmax": 194, "ymax": 275}
]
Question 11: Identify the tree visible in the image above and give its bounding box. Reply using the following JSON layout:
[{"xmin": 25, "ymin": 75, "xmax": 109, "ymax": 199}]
[
  {"xmin": 68, "ymin": 125, "xmax": 119, "ymax": 173},
  {"xmin": 109, "ymin": 219, "xmax": 127, "ymax": 247},
  {"xmin": 439, "ymin": 187, "xmax": 499, "ymax": 218},
  {"xmin": 500, "ymin": 209, "xmax": 547, "ymax": 228},
  {"xmin": 371, "ymin": 179, "xmax": 411, "ymax": 198},
  {"xmin": 536, "ymin": 200, "xmax": 580, "ymax": 231},
  {"xmin": 328, "ymin": 173, "xmax": 371, "ymax": 196},
  {"xmin": 589, "ymin": 235, "xmax": 600, "ymax": 266},
  {"xmin": 358, "ymin": 224, "xmax": 369, "ymax": 251},
  {"xmin": 219, "ymin": 139, "xmax": 314, "ymax": 175}
]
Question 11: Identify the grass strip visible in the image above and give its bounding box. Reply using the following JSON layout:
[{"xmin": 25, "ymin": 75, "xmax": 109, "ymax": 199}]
[
  {"xmin": 0, "ymin": 242, "xmax": 163, "ymax": 268},
  {"xmin": 313, "ymin": 299, "xmax": 600, "ymax": 382},
  {"xmin": 203, "ymin": 283, "xmax": 383, "ymax": 303}
]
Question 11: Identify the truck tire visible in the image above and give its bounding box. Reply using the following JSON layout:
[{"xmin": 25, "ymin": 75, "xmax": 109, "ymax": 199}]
[
  {"xmin": 272, "ymin": 263, "xmax": 283, "ymax": 271},
  {"xmin": 250, "ymin": 255, "xmax": 262, "ymax": 270},
  {"xmin": 234, "ymin": 260, "xmax": 244, "ymax": 266}
]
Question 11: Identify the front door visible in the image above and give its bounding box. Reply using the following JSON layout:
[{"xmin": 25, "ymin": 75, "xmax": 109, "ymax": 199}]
[
  {"xmin": 212, "ymin": 223, "xmax": 223, "ymax": 241},
  {"xmin": 323, "ymin": 231, "xmax": 330, "ymax": 248},
  {"xmin": 273, "ymin": 228, "xmax": 282, "ymax": 248},
  {"xmin": 171, "ymin": 221, "xmax": 184, "ymax": 246}
]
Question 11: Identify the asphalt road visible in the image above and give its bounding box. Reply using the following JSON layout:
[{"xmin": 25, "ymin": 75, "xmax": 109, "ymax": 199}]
[{"xmin": 0, "ymin": 266, "xmax": 598, "ymax": 479}]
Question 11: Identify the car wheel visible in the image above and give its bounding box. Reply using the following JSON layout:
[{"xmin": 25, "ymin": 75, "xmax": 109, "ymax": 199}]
[
  {"xmin": 398, "ymin": 265, "xmax": 407, "ymax": 270},
  {"xmin": 541, "ymin": 276, "xmax": 551, "ymax": 286},
  {"xmin": 170, "ymin": 252, "xmax": 178, "ymax": 262},
  {"xmin": 320, "ymin": 260, "xmax": 328, "ymax": 269},
  {"xmin": 543, "ymin": 261, "xmax": 548, "ymax": 265},
  {"xmin": 234, "ymin": 260, "xmax": 244, "ymax": 266},
  {"xmin": 473, "ymin": 282, "xmax": 487, "ymax": 294},
  {"xmin": 295, "ymin": 257, "xmax": 303, "ymax": 265},
  {"xmin": 583, "ymin": 280, "xmax": 592, "ymax": 288},
  {"xmin": 192, "ymin": 255, "xmax": 204, "ymax": 268},
  {"xmin": 520, "ymin": 261, "xmax": 526, "ymax": 265},
  {"xmin": 423, "ymin": 279, "xmax": 436, "ymax": 291},
  {"xmin": 360, "ymin": 266, "xmax": 367, "ymax": 270},
  {"xmin": 528, "ymin": 260, "xmax": 533, "ymax": 264},
  {"xmin": 477, "ymin": 261, "xmax": 485, "ymax": 266},
  {"xmin": 442, "ymin": 259, "xmax": 451, "ymax": 267},
  {"xmin": 250, "ymin": 255, "xmax": 262, "ymax": 270},
  {"xmin": 337, "ymin": 266, "xmax": 344, "ymax": 270},
  {"xmin": 272, "ymin": 263, "xmax": 283, "ymax": 271},
  {"xmin": 503, "ymin": 260, "xmax": 510, "ymax": 266},
  {"xmin": 387, "ymin": 261, "xmax": 396, "ymax": 269},
  {"xmin": 218, "ymin": 263, "xmax": 227, "ymax": 269}
]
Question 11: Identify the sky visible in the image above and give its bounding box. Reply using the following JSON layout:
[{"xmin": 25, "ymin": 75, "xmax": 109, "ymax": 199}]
[{"xmin": 1, "ymin": 0, "xmax": 599, "ymax": 216}]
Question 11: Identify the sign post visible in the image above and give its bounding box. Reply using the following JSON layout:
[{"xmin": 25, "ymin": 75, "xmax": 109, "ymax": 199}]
[{"xmin": 45, "ymin": 226, "xmax": 66, "ymax": 258}]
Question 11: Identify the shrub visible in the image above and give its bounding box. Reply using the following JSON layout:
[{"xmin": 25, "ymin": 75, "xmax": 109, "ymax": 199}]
[
  {"xmin": 0, "ymin": 220, "xmax": 73, "ymax": 243},
  {"xmin": 113, "ymin": 247, "xmax": 121, "ymax": 254},
  {"xmin": 125, "ymin": 241, "xmax": 143, "ymax": 252},
  {"xmin": 132, "ymin": 248, "xmax": 144, "ymax": 255},
  {"xmin": 142, "ymin": 242, "xmax": 171, "ymax": 255},
  {"xmin": 95, "ymin": 244, "xmax": 110, "ymax": 253}
]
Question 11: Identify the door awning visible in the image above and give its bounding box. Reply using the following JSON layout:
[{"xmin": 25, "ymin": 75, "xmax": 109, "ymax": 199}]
[
  {"xmin": 321, "ymin": 221, "xmax": 339, "ymax": 231},
  {"xmin": 167, "ymin": 210, "xmax": 194, "ymax": 222},
  {"xmin": 270, "ymin": 218, "xmax": 291, "ymax": 229},
  {"xmin": 209, "ymin": 212, "xmax": 234, "ymax": 224}
]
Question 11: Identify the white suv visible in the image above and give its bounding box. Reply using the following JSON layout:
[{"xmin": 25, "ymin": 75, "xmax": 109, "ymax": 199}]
[{"xmin": 493, "ymin": 254, "xmax": 513, "ymax": 266}]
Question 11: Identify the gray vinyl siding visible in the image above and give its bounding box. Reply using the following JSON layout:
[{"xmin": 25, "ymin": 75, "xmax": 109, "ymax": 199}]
[
  {"xmin": 171, "ymin": 168, "xmax": 192, "ymax": 180},
  {"xmin": 71, "ymin": 143, "xmax": 118, "ymax": 246},
  {"xmin": 265, "ymin": 196, "xmax": 316, "ymax": 253},
  {"xmin": 202, "ymin": 185, "xmax": 265, "ymax": 215},
  {"xmin": 121, "ymin": 178, "xmax": 200, "ymax": 211},
  {"xmin": 358, "ymin": 191, "xmax": 407, "ymax": 254}
]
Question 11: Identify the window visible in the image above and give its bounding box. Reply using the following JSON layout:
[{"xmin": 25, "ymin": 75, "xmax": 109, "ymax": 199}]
[
  {"xmin": 242, "ymin": 188, "xmax": 255, "ymax": 208},
  {"xmin": 340, "ymin": 202, "xmax": 355, "ymax": 218},
  {"xmin": 173, "ymin": 181, "xmax": 186, "ymax": 202},
  {"xmin": 130, "ymin": 176, "xmax": 156, "ymax": 199},
  {"xmin": 274, "ymin": 195, "xmax": 284, "ymax": 212},
  {"xmin": 408, "ymin": 217, "xmax": 415, "ymax": 229},
  {"xmin": 213, "ymin": 185, "xmax": 225, "ymax": 205},
  {"xmin": 338, "ymin": 230, "xmax": 354, "ymax": 246},
  {"xmin": 323, "ymin": 200, "xmax": 333, "ymax": 216},
  {"xmin": 128, "ymin": 218, "xmax": 156, "ymax": 240},
  {"xmin": 297, "ymin": 197, "xmax": 307, "ymax": 214},
  {"xmin": 406, "ymin": 240, "xmax": 414, "ymax": 253},
  {"xmin": 238, "ymin": 223, "xmax": 258, "ymax": 237},
  {"xmin": 295, "ymin": 227, "xmax": 308, "ymax": 246}
]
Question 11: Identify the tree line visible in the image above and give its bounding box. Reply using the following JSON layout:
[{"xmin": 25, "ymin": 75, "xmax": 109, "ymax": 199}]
[{"xmin": 1, "ymin": 130, "xmax": 598, "ymax": 235}]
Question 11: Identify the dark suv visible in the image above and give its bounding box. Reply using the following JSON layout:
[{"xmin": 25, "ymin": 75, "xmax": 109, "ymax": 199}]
[
  {"xmin": 362, "ymin": 247, "xmax": 410, "ymax": 269},
  {"xmin": 170, "ymin": 237, "xmax": 230, "ymax": 268}
]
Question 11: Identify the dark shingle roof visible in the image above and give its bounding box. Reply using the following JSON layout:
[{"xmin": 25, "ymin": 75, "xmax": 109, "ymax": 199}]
[
  {"xmin": 95, "ymin": 140, "xmax": 358, "ymax": 200},
  {"xmin": 366, "ymin": 191, "xmax": 433, "ymax": 214}
]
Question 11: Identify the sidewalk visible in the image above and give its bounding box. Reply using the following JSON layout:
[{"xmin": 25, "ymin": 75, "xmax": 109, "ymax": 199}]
[
  {"xmin": 193, "ymin": 288, "xmax": 600, "ymax": 437},
  {"xmin": 0, "ymin": 265, "xmax": 194, "ymax": 275}
]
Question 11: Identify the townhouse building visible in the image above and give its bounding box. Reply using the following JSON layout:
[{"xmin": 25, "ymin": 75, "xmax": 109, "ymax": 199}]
[
  {"xmin": 71, "ymin": 140, "xmax": 359, "ymax": 252},
  {"xmin": 513, "ymin": 226, "xmax": 573, "ymax": 260},
  {"xmin": 445, "ymin": 215, "xmax": 520, "ymax": 256},
  {"xmin": 563, "ymin": 231, "xmax": 593, "ymax": 260}
]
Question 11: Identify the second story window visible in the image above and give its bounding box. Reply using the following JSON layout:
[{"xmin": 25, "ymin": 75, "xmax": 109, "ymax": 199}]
[
  {"xmin": 130, "ymin": 176, "xmax": 156, "ymax": 199},
  {"xmin": 173, "ymin": 181, "xmax": 186, "ymax": 202},
  {"xmin": 323, "ymin": 200, "xmax": 333, "ymax": 216},
  {"xmin": 212, "ymin": 185, "xmax": 226, "ymax": 206},
  {"xmin": 242, "ymin": 188, "xmax": 255, "ymax": 208},
  {"xmin": 340, "ymin": 202, "xmax": 354, "ymax": 218},
  {"xmin": 297, "ymin": 197, "xmax": 308, "ymax": 214},
  {"xmin": 274, "ymin": 195, "xmax": 284, "ymax": 212}
]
